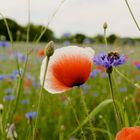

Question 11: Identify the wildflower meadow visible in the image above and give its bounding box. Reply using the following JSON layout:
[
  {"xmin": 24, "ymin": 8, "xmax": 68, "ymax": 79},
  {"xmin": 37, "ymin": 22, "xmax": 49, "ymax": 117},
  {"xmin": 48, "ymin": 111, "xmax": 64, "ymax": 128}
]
[{"xmin": 0, "ymin": 0, "xmax": 140, "ymax": 140}]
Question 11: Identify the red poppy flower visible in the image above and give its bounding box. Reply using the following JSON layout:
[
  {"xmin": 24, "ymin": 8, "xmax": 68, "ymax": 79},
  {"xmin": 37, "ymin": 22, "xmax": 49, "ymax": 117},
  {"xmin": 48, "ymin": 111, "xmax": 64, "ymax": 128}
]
[
  {"xmin": 40, "ymin": 46, "xmax": 94, "ymax": 93},
  {"xmin": 115, "ymin": 126, "xmax": 140, "ymax": 140},
  {"xmin": 23, "ymin": 78, "xmax": 32, "ymax": 89},
  {"xmin": 38, "ymin": 49, "xmax": 45, "ymax": 57}
]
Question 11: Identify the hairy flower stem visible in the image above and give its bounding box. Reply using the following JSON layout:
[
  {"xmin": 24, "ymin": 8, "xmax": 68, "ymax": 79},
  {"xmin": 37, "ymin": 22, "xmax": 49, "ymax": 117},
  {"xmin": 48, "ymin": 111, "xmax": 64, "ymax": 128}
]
[
  {"xmin": 32, "ymin": 56, "xmax": 49, "ymax": 140},
  {"xmin": 124, "ymin": 0, "xmax": 140, "ymax": 32},
  {"xmin": 80, "ymin": 88, "xmax": 96, "ymax": 140},
  {"xmin": 108, "ymin": 73, "xmax": 122, "ymax": 129},
  {"xmin": 65, "ymin": 94, "xmax": 86, "ymax": 140},
  {"xmin": 104, "ymin": 28, "xmax": 108, "ymax": 47}
]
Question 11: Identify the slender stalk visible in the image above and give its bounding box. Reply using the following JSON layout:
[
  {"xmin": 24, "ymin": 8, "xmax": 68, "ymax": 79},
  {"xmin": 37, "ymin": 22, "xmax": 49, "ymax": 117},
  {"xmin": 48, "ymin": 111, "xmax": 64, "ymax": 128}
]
[
  {"xmin": 104, "ymin": 28, "xmax": 108, "ymax": 47},
  {"xmin": 124, "ymin": 0, "xmax": 140, "ymax": 32},
  {"xmin": 32, "ymin": 57, "xmax": 49, "ymax": 140},
  {"xmin": 27, "ymin": 0, "xmax": 31, "ymax": 43},
  {"xmin": 65, "ymin": 94, "xmax": 86, "ymax": 140},
  {"xmin": 99, "ymin": 115, "xmax": 113, "ymax": 140},
  {"xmin": 114, "ymin": 68, "xmax": 140, "ymax": 90},
  {"xmin": 108, "ymin": 73, "xmax": 122, "ymax": 129},
  {"xmin": 36, "ymin": 0, "xmax": 66, "ymax": 43},
  {"xmin": 79, "ymin": 88, "xmax": 96, "ymax": 140},
  {"xmin": 0, "ymin": 113, "xmax": 4, "ymax": 137},
  {"xmin": 0, "ymin": 13, "xmax": 21, "ymax": 77}
]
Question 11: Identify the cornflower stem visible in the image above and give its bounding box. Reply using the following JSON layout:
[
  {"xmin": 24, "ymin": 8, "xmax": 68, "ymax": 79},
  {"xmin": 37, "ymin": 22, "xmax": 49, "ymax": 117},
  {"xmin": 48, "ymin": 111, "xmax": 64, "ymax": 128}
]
[
  {"xmin": 124, "ymin": 0, "xmax": 140, "ymax": 32},
  {"xmin": 65, "ymin": 94, "xmax": 86, "ymax": 140},
  {"xmin": 108, "ymin": 73, "xmax": 122, "ymax": 129},
  {"xmin": 79, "ymin": 88, "xmax": 96, "ymax": 140},
  {"xmin": 32, "ymin": 56, "xmax": 50, "ymax": 140}
]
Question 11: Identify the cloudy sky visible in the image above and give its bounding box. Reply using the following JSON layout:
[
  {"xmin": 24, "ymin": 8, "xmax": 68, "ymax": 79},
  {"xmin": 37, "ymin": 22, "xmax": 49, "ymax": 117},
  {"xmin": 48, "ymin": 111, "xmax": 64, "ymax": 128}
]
[{"xmin": 0, "ymin": 0, "xmax": 140, "ymax": 37}]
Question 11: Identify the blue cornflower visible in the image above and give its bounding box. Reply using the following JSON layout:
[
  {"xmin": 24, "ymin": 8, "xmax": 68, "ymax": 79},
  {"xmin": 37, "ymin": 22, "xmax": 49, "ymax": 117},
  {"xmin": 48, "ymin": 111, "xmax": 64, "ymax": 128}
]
[
  {"xmin": 0, "ymin": 75, "xmax": 5, "ymax": 80},
  {"xmin": 119, "ymin": 87, "xmax": 127, "ymax": 93},
  {"xmin": 63, "ymin": 32, "xmax": 71, "ymax": 38},
  {"xmin": 93, "ymin": 52, "xmax": 126, "ymax": 73},
  {"xmin": 14, "ymin": 52, "xmax": 26, "ymax": 62},
  {"xmin": 90, "ymin": 70, "xmax": 100, "ymax": 78},
  {"xmin": 3, "ymin": 95, "xmax": 16, "ymax": 101},
  {"xmin": 135, "ymin": 64, "xmax": 140, "ymax": 69},
  {"xmin": 21, "ymin": 99, "xmax": 29, "ymax": 105},
  {"xmin": 4, "ymin": 88, "xmax": 13, "ymax": 94},
  {"xmin": 0, "ymin": 41, "xmax": 10, "ymax": 47},
  {"xmin": 25, "ymin": 112, "xmax": 37, "ymax": 120}
]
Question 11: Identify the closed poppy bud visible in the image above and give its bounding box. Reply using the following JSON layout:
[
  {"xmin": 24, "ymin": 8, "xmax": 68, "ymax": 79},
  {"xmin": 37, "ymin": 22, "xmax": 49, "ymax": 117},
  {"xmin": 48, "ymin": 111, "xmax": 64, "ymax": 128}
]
[
  {"xmin": 44, "ymin": 41, "xmax": 54, "ymax": 57},
  {"xmin": 103, "ymin": 22, "xmax": 107, "ymax": 29},
  {"xmin": 115, "ymin": 126, "xmax": 140, "ymax": 140}
]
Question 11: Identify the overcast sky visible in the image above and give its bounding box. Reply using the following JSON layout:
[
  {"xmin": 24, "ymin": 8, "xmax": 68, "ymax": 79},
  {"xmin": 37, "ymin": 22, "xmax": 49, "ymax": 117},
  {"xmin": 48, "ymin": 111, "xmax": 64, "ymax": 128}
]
[{"xmin": 0, "ymin": 0, "xmax": 140, "ymax": 37}]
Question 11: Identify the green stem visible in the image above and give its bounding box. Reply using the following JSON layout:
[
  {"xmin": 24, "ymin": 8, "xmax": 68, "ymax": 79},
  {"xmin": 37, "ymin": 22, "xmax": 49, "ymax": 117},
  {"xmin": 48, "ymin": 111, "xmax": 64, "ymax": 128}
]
[
  {"xmin": 35, "ymin": 0, "xmax": 66, "ymax": 43},
  {"xmin": 27, "ymin": 0, "xmax": 30, "ymax": 43},
  {"xmin": 108, "ymin": 73, "xmax": 122, "ymax": 129},
  {"xmin": 124, "ymin": 0, "xmax": 140, "ymax": 32},
  {"xmin": 65, "ymin": 94, "xmax": 86, "ymax": 140},
  {"xmin": 80, "ymin": 88, "xmax": 96, "ymax": 140},
  {"xmin": 32, "ymin": 56, "xmax": 50, "ymax": 140},
  {"xmin": 0, "ymin": 13, "xmax": 21, "ymax": 77},
  {"xmin": 104, "ymin": 28, "xmax": 108, "ymax": 47},
  {"xmin": 0, "ymin": 113, "xmax": 4, "ymax": 137}
]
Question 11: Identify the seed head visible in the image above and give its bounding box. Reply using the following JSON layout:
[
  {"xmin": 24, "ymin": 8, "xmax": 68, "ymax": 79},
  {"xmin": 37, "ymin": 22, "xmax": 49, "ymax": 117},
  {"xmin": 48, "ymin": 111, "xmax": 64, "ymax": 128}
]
[
  {"xmin": 44, "ymin": 41, "xmax": 54, "ymax": 57},
  {"xmin": 103, "ymin": 22, "xmax": 108, "ymax": 29}
]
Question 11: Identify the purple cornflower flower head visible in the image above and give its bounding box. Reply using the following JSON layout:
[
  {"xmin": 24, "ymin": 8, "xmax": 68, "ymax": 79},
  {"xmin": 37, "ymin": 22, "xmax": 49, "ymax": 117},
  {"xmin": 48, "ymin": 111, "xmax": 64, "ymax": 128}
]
[
  {"xmin": 0, "ymin": 41, "xmax": 10, "ymax": 47},
  {"xmin": 100, "ymin": 73, "xmax": 107, "ymax": 78},
  {"xmin": 21, "ymin": 99, "xmax": 29, "ymax": 105},
  {"xmin": 25, "ymin": 112, "xmax": 37, "ymax": 120},
  {"xmin": 119, "ymin": 87, "xmax": 127, "ymax": 93},
  {"xmin": 83, "ymin": 38, "xmax": 91, "ymax": 44},
  {"xmin": 3, "ymin": 95, "xmax": 16, "ymax": 101},
  {"xmin": 135, "ymin": 64, "xmax": 140, "ymax": 69},
  {"xmin": 6, "ymin": 74, "xmax": 16, "ymax": 80},
  {"xmin": 90, "ymin": 70, "xmax": 100, "ymax": 78},
  {"xmin": 0, "ymin": 75, "xmax": 5, "ymax": 80},
  {"xmin": 63, "ymin": 32, "xmax": 71, "ymax": 38},
  {"xmin": 92, "ymin": 92, "xmax": 98, "ymax": 97},
  {"xmin": 4, "ymin": 88, "xmax": 13, "ymax": 94},
  {"xmin": 93, "ymin": 52, "xmax": 126, "ymax": 73},
  {"xmin": 14, "ymin": 52, "xmax": 26, "ymax": 62}
]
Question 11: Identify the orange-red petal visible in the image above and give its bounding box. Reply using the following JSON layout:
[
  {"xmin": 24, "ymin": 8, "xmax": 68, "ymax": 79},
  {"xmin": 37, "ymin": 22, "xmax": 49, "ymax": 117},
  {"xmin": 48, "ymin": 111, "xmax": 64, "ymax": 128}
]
[{"xmin": 115, "ymin": 126, "xmax": 140, "ymax": 140}]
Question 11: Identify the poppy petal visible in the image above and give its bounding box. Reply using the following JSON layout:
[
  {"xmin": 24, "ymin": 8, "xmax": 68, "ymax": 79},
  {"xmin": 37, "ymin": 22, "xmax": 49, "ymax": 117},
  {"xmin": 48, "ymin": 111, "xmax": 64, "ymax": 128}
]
[
  {"xmin": 40, "ymin": 46, "xmax": 94, "ymax": 94},
  {"xmin": 115, "ymin": 126, "xmax": 140, "ymax": 140}
]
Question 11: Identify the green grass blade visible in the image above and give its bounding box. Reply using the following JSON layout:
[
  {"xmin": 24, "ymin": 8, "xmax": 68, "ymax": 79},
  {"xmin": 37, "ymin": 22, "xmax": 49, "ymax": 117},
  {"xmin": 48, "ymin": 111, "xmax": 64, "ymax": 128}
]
[{"xmin": 69, "ymin": 99, "xmax": 113, "ymax": 136}]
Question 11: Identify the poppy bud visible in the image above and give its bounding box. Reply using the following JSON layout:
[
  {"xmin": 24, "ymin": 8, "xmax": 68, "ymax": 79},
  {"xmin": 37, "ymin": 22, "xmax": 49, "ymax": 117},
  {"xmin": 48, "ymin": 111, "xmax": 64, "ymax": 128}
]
[
  {"xmin": 103, "ymin": 22, "xmax": 108, "ymax": 29},
  {"xmin": 44, "ymin": 41, "xmax": 54, "ymax": 57}
]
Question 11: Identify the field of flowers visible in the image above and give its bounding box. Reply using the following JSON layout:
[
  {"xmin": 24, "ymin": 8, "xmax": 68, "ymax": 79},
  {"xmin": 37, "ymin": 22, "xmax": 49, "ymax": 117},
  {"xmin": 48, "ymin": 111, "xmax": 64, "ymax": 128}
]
[{"xmin": 0, "ymin": 42, "xmax": 140, "ymax": 140}]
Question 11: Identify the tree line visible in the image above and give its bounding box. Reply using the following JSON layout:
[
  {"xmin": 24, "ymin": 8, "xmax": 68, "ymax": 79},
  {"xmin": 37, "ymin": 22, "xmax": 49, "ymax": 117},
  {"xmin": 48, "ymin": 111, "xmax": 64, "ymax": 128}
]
[{"xmin": 0, "ymin": 18, "xmax": 140, "ymax": 45}]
